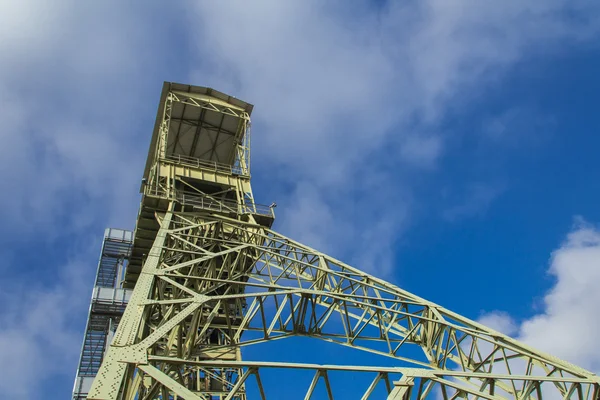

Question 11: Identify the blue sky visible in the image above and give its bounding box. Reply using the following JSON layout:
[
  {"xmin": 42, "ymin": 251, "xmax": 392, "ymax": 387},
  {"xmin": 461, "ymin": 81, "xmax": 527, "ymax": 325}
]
[{"xmin": 1, "ymin": 1, "xmax": 600, "ymax": 398}]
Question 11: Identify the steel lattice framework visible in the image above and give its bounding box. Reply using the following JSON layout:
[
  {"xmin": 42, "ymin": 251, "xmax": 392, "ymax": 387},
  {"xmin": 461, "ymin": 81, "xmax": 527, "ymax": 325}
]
[{"xmin": 87, "ymin": 82, "xmax": 600, "ymax": 399}]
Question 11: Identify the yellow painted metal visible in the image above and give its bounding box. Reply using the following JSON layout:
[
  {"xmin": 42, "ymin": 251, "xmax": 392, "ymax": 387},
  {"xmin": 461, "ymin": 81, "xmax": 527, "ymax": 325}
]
[{"xmin": 87, "ymin": 83, "xmax": 600, "ymax": 399}]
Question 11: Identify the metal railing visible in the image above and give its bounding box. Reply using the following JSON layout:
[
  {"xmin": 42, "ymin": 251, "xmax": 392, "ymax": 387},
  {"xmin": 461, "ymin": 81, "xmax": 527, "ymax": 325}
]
[
  {"xmin": 178, "ymin": 192, "xmax": 274, "ymax": 218},
  {"xmin": 144, "ymin": 185, "xmax": 274, "ymax": 218},
  {"xmin": 162, "ymin": 154, "xmax": 247, "ymax": 176}
]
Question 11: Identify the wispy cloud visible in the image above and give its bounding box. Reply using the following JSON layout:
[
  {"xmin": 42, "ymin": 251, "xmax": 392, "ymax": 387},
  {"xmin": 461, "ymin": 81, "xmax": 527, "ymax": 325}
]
[
  {"xmin": 0, "ymin": 1, "xmax": 176, "ymax": 233},
  {"xmin": 0, "ymin": 246, "xmax": 98, "ymax": 398},
  {"xmin": 442, "ymin": 182, "xmax": 506, "ymax": 221}
]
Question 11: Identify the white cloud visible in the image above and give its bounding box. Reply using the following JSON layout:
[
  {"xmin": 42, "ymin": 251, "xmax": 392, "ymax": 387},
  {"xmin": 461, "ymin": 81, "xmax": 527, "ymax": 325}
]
[
  {"xmin": 478, "ymin": 311, "xmax": 519, "ymax": 337},
  {"xmin": 0, "ymin": 2, "xmax": 178, "ymax": 397},
  {"xmin": 519, "ymin": 219, "xmax": 600, "ymax": 372},
  {"xmin": 399, "ymin": 135, "xmax": 443, "ymax": 169},
  {"xmin": 0, "ymin": 1, "xmax": 174, "ymax": 233},
  {"xmin": 480, "ymin": 219, "xmax": 600, "ymax": 373},
  {"xmin": 482, "ymin": 107, "xmax": 557, "ymax": 147}
]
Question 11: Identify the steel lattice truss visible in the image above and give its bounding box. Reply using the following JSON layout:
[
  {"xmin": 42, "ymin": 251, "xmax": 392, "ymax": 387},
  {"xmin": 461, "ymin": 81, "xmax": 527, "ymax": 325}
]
[{"xmin": 88, "ymin": 210, "xmax": 600, "ymax": 400}]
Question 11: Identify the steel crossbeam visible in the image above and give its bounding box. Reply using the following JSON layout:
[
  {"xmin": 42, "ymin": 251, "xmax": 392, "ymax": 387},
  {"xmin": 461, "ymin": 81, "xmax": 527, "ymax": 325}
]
[{"xmin": 88, "ymin": 213, "xmax": 600, "ymax": 399}]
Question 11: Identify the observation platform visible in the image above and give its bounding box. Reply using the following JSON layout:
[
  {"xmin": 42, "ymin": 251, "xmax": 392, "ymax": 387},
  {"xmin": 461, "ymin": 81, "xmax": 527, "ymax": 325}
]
[{"xmin": 123, "ymin": 82, "xmax": 274, "ymax": 288}]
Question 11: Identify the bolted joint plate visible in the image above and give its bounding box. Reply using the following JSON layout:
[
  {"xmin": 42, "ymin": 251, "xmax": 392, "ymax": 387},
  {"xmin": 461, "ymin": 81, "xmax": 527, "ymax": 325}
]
[{"xmin": 106, "ymin": 344, "xmax": 149, "ymax": 364}]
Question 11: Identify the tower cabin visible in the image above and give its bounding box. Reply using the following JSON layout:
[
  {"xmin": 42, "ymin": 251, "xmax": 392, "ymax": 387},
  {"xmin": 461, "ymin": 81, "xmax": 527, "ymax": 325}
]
[{"xmin": 124, "ymin": 82, "xmax": 275, "ymax": 288}]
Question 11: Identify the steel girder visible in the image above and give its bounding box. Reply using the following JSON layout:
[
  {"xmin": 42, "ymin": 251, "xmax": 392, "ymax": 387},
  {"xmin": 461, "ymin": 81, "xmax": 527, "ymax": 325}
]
[{"xmin": 87, "ymin": 210, "xmax": 600, "ymax": 399}]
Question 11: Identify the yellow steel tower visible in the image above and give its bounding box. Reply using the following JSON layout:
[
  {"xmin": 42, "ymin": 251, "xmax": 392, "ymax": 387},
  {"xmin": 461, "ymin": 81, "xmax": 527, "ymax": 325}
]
[{"xmin": 87, "ymin": 82, "xmax": 600, "ymax": 399}]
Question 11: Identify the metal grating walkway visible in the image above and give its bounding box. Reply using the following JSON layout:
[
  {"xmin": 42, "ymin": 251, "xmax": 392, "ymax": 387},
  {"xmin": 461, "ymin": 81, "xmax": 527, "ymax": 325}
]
[{"xmin": 72, "ymin": 229, "xmax": 133, "ymax": 399}]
